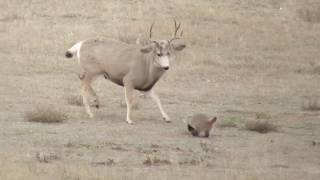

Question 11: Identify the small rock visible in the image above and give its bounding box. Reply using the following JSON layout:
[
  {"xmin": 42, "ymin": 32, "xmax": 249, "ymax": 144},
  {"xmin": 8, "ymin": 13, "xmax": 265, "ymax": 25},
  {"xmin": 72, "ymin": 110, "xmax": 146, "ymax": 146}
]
[{"xmin": 312, "ymin": 141, "xmax": 317, "ymax": 146}]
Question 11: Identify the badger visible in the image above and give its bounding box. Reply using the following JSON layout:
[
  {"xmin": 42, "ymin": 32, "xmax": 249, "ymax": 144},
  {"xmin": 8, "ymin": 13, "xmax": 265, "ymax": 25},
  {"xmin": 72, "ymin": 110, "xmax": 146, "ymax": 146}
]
[{"xmin": 186, "ymin": 113, "xmax": 217, "ymax": 137}]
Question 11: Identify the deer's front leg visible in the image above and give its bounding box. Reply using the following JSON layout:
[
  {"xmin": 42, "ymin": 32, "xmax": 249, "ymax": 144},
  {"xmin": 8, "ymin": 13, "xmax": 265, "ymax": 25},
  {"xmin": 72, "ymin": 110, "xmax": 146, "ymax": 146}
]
[
  {"xmin": 146, "ymin": 89, "xmax": 171, "ymax": 122},
  {"xmin": 124, "ymin": 82, "xmax": 134, "ymax": 124}
]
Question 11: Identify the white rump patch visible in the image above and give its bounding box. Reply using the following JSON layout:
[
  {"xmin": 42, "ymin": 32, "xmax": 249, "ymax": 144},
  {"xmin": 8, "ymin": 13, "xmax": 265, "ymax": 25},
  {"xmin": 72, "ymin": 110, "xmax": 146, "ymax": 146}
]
[{"xmin": 68, "ymin": 41, "xmax": 83, "ymax": 63}]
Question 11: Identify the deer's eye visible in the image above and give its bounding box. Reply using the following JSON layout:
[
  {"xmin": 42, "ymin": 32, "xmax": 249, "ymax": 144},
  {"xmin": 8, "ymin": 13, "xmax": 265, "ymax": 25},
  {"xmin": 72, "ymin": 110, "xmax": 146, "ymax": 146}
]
[{"xmin": 157, "ymin": 53, "xmax": 161, "ymax": 57}]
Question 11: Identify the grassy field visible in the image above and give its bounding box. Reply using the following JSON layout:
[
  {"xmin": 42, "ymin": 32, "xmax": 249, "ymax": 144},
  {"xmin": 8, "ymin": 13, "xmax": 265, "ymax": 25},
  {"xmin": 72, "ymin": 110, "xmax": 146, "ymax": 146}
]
[{"xmin": 0, "ymin": 0, "xmax": 320, "ymax": 179}]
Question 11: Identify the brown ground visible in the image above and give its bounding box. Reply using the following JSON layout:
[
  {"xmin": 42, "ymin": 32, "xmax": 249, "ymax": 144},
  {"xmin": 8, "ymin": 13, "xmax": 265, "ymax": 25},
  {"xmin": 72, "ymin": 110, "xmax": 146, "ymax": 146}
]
[{"xmin": 1, "ymin": 0, "xmax": 320, "ymax": 179}]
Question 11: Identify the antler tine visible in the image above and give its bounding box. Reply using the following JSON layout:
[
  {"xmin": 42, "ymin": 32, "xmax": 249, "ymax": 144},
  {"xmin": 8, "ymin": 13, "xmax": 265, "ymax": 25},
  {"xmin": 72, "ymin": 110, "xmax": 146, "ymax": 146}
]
[
  {"xmin": 170, "ymin": 19, "xmax": 183, "ymax": 43},
  {"xmin": 173, "ymin": 19, "xmax": 181, "ymax": 37},
  {"xmin": 149, "ymin": 21, "xmax": 155, "ymax": 39},
  {"xmin": 176, "ymin": 23, "xmax": 181, "ymax": 36}
]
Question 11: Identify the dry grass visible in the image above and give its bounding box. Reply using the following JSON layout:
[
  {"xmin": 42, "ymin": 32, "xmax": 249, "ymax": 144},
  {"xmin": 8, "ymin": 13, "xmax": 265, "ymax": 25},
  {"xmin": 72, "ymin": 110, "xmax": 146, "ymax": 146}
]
[
  {"xmin": 295, "ymin": 62, "xmax": 320, "ymax": 75},
  {"xmin": 66, "ymin": 95, "xmax": 83, "ymax": 106},
  {"xmin": 245, "ymin": 120, "xmax": 278, "ymax": 134},
  {"xmin": 302, "ymin": 97, "xmax": 320, "ymax": 111},
  {"xmin": 255, "ymin": 112, "xmax": 271, "ymax": 119},
  {"xmin": 297, "ymin": 2, "xmax": 320, "ymax": 23},
  {"xmin": 119, "ymin": 99, "xmax": 140, "ymax": 110},
  {"xmin": 178, "ymin": 159, "xmax": 200, "ymax": 166},
  {"xmin": 143, "ymin": 156, "xmax": 171, "ymax": 166},
  {"xmin": 91, "ymin": 159, "xmax": 115, "ymax": 166},
  {"xmin": 0, "ymin": 14, "xmax": 23, "ymax": 22},
  {"xmin": 311, "ymin": 66, "xmax": 320, "ymax": 75},
  {"xmin": 117, "ymin": 30, "xmax": 138, "ymax": 44},
  {"xmin": 36, "ymin": 152, "xmax": 59, "ymax": 163},
  {"xmin": 25, "ymin": 105, "xmax": 67, "ymax": 123},
  {"xmin": 216, "ymin": 119, "xmax": 238, "ymax": 128}
]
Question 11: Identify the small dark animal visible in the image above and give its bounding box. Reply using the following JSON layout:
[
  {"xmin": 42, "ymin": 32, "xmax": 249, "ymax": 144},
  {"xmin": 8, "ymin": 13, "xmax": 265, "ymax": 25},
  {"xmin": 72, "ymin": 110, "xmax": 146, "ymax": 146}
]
[{"xmin": 187, "ymin": 114, "xmax": 217, "ymax": 137}]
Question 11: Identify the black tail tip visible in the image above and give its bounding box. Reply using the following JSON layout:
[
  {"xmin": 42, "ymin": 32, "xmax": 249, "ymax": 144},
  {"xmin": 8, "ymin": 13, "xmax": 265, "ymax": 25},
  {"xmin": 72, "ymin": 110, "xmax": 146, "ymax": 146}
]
[
  {"xmin": 188, "ymin": 124, "xmax": 195, "ymax": 132},
  {"xmin": 65, "ymin": 51, "xmax": 73, "ymax": 58}
]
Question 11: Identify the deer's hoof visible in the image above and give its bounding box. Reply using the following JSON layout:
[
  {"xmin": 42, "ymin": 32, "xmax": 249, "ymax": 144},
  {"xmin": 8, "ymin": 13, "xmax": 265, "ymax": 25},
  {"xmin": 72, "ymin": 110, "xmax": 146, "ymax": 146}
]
[
  {"xmin": 163, "ymin": 117, "xmax": 171, "ymax": 123},
  {"xmin": 162, "ymin": 114, "xmax": 171, "ymax": 123},
  {"xmin": 126, "ymin": 119, "xmax": 133, "ymax": 124}
]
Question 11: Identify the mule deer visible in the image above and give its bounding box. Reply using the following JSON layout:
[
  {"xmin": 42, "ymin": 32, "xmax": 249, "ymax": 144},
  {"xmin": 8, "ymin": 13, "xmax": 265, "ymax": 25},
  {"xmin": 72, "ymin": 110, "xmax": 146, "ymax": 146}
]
[{"xmin": 65, "ymin": 21, "xmax": 186, "ymax": 124}]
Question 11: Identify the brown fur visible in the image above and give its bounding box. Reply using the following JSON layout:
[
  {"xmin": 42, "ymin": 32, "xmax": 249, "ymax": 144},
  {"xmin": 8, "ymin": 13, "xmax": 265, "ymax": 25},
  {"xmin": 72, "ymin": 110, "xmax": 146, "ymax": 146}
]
[{"xmin": 188, "ymin": 114, "xmax": 217, "ymax": 137}]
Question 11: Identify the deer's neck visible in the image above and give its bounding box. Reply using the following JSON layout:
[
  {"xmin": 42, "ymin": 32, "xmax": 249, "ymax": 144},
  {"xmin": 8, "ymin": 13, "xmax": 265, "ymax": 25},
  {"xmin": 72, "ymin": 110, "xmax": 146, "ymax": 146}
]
[{"xmin": 138, "ymin": 56, "xmax": 165, "ymax": 91}]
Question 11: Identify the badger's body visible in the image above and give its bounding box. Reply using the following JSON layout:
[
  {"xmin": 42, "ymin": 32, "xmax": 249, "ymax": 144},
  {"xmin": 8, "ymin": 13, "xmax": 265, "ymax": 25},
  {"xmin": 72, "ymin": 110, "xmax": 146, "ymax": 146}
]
[{"xmin": 187, "ymin": 114, "xmax": 217, "ymax": 137}]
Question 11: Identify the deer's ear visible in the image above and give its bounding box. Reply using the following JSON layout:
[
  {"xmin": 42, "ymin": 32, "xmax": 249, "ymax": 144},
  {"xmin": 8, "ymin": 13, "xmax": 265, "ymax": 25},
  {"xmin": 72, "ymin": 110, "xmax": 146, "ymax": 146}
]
[
  {"xmin": 210, "ymin": 117, "xmax": 217, "ymax": 123},
  {"xmin": 140, "ymin": 44, "xmax": 154, "ymax": 53},
  {"xmin": 171, "ymin": 43, "xmax": 186, "ymax": 51}
]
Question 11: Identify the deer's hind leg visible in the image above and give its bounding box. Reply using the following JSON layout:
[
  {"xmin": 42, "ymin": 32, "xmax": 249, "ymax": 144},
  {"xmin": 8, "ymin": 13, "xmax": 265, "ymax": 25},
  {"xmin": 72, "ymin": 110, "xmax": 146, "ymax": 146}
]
[
  {"xmin": 88, "ymin": 85, "xmax": 100, "ymax": 108},
  {"xmin": 79, "ymin": 72, "xmax": 96, "ymax": 118},
  {"xmin": 79, "ymin": 72, "xmax": 100, "ymax": 109}
]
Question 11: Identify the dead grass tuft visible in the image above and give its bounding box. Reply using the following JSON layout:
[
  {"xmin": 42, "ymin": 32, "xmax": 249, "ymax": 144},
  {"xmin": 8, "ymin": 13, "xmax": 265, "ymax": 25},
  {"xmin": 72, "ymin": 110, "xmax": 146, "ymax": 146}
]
[
  {"xmin": 255, "ymin": 112, "xmax": 271, "ymax": 119},
  {"xmin": 245, "ymin": 120, "xmax": 278, "ymax": 134},
  {"xmin": 200, "ymin": 142, "xmax": 209, "ymax": 153},
  {"xmin": 143, "ymin": 156, "xmax": 152, "ymax": 165},
  {"xmin": 25, "ymin": 105, "xmax": 67, "ymax": 123},
  {"xmin": 178, "ymin": 159, "xmax": 200, "ymax": 166},
  {"xmin": 295, "ymin": 62, "xmax": 320, "ymax": 75},
  {"xmin": 302, "ymin": 97, "xmax": 320, "ymax": 111},
  {"xmin": 143, "ymin": 156, "xmax": 171, "ymax": 166},
  {"xmin": 310, "ymin": 66, "xmax": 320, "ymax": 75},
  {"xmin": 0, "ymin": 14, "xmax": 23, "ymax": 22},
  {"xmin": 298, "ymin": 3, "xmax": 320, "ymax": 23},
  {"xmin": 92, "ymin": 159, "xmax": 115, "ymax": 166},
  {"xmin": 36, "ymin": 152, "xmax": 59, "ymax": 163},
  {"xmin": 66, "ymin": 95, "xmax": 83, "ymax": 106}
]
